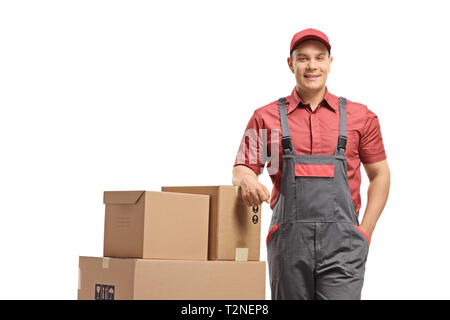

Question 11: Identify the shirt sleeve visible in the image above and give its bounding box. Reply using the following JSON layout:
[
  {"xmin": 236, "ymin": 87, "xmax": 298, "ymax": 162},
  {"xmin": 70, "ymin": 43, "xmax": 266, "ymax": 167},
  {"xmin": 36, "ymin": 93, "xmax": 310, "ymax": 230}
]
[
  {"xmin": 359, "ymin": 108, "xmax": 387, "ymax": 164},
  {"xmin": 233, "ymin": 109, "xmax": 267, "ymax": 176}
]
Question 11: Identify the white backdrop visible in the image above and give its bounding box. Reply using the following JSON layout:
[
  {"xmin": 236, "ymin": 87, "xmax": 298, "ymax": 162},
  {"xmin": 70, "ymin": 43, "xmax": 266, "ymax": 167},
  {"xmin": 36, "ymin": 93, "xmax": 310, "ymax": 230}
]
[{"xmin": 1, "ymin": 0, "xmax": 449, "ymax": 300}]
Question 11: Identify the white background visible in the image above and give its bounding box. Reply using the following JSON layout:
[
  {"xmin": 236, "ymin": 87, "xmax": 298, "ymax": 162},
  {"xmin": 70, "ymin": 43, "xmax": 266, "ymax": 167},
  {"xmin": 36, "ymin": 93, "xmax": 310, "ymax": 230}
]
[{"xmin": 1, "ymin": 0, "xmax": 449, "ymax": 300}]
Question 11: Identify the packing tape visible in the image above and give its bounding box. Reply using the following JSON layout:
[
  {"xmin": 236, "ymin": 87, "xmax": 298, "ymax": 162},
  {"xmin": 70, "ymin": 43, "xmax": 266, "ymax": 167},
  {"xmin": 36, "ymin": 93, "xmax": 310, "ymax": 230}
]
[
  {"xmin": 102, "ymin": 258, "xmax": 110, "ymax": 269},
  {"xmin": 235, "ymin": 248, "xmax": 249, "ymax": 261}
]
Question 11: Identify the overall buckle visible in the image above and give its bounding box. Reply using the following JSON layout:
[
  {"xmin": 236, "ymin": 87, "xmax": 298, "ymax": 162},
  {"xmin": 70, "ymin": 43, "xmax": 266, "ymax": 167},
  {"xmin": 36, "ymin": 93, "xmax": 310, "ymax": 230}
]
[
  {"xmin": 338, "ymin": 136, "xmax": 347, "ymax": 150},
  {"xmin": 282, "ymin": 136, "xmax": 293, "ymax": 152}
]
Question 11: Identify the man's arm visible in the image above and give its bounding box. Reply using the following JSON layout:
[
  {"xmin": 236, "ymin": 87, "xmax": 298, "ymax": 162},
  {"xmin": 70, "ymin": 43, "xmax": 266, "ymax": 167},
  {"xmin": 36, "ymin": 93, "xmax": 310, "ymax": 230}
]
[
  {"xmin": 359, "ymin": 159, "xmax": 391, "ymax": 241},
  {"xmin": 232, "ymin": 165, "xmax": 270, "ymax": 207}
]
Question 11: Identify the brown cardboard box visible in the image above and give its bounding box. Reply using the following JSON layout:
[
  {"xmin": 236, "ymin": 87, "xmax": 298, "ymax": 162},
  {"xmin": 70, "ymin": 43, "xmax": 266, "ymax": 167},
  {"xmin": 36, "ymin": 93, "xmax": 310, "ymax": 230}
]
[
  {"xmin": 161, "ymin": 186, "xmax": 261, "ymax": 261},
  {"xmin": 103, "ymin": 190, "xmax": 209, "ymax": 260},
  {"xmin": 78, "ymin": 256, "xmax": 266, "ymax": 300}
]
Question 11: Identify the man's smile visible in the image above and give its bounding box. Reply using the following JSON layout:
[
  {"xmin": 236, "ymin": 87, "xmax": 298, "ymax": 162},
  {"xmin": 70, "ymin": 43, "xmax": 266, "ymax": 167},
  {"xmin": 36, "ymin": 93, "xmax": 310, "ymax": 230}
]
[{"xmin": 304, "ymin": 74, "xmax": 320, "ymax": 80}]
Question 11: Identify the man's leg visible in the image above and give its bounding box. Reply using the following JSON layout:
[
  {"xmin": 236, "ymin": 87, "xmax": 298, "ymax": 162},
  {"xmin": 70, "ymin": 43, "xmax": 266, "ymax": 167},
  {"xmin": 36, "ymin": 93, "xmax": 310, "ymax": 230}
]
[
  {"xmin": 270, "ymin": 223, "xmax": 316, "ymax": 300},
  {"xmin": 314, "ymin": 222, "xmax": 368, "ymax": 300}
]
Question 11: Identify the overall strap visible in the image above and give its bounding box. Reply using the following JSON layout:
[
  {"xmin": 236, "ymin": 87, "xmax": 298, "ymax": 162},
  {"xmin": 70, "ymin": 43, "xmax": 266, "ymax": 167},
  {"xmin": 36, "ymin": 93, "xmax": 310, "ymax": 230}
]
[
  {"xmin": 278, "ymin": 97, "xmax": 294, "ymax": 155},
  {"xmin": 335, "ymin": 96, "xmax": 347, "ymax": 156}
]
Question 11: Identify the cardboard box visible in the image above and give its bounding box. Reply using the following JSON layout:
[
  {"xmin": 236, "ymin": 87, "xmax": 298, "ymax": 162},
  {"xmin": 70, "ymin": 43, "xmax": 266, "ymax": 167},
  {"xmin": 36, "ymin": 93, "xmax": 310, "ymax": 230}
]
[
  {"xmin": 161, "ymin": 186, "xmax": 261, "ymax": 261},
  {"xmin": 78, "ymin": 256, "xmax": 266, "ymax": 300},
  {"xmin": 103, "ymin": 190, "xmax": 209, "ymax": 260}
]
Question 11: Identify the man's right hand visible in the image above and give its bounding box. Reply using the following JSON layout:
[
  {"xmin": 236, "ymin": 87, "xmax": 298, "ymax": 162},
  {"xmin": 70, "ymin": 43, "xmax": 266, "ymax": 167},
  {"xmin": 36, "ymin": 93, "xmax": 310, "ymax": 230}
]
[
  {"xmin": 232, "ymin": 165, "xmax": 271, "ymax": 207},
  {"xmin": 240, "ymin": 175, "xmax": 270, "ymax": 207}
]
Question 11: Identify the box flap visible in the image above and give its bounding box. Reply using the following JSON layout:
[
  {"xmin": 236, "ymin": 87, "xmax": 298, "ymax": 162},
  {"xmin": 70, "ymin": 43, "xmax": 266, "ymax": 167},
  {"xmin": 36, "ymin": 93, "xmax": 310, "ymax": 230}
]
[{"xmin": 103, "ymin": 191, "xmax": 145, "ymax": 205}]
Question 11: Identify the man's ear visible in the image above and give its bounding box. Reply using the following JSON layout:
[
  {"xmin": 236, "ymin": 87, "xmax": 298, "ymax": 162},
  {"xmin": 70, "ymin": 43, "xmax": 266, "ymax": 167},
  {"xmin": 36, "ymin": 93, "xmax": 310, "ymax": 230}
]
[{"xmin": 287, "ymin": 57, "xmax": 294, "ymax": 73}]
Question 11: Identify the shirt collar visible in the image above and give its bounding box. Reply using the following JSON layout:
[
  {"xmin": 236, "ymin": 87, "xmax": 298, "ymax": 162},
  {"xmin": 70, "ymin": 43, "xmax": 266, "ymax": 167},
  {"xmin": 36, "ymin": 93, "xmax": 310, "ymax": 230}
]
[{"xmin": 285, "ymin": 86, "xmax": 339, "ymax": 114}]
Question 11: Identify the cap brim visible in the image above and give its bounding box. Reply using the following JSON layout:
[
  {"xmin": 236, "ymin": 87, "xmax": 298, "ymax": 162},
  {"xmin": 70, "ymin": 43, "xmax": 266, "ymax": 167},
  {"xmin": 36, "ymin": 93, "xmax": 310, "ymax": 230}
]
[{"xmin": 290, "ymin": 35, "xmax": 331, "ymax": 54}]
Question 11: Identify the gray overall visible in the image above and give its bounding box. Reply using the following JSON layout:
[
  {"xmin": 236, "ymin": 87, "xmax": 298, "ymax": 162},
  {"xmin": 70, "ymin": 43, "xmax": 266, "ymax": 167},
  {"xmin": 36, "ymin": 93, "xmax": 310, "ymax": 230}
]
[{"xmin": 266, "ymin": 97, "xmax": 370, "ymax": 300}]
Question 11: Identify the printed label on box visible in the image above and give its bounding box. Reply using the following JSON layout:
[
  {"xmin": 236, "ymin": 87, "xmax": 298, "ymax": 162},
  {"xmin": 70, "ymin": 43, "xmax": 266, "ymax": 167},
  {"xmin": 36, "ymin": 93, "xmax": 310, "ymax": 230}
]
[{"xmin": 95, "ymin": 284, "xmax": 115, "ymax": 300}]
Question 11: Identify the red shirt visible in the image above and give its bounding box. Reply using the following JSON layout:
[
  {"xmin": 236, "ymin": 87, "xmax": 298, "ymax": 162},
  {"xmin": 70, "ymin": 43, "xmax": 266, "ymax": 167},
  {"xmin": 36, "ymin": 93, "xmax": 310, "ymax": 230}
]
[{"xmin": 233, "ymin": 86, "xmax": 387, "ymax": 215}]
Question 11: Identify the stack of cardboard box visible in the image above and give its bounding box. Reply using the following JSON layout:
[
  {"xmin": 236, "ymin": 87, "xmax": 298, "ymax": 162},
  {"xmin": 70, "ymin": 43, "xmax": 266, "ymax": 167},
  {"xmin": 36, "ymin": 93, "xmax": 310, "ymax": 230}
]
[{"xmin": 78, "ymin": 186, "xmax": 266, "ymax": 300}]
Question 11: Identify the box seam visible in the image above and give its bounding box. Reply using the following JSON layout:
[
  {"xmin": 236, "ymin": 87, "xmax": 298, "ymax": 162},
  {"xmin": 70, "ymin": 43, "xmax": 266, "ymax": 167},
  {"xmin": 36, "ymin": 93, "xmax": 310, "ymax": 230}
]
[
  {"xmin": 132, "ymin": 260, "xmax": 137, "ymax": 299},
  {"xmin": 142, "ymin": 192, "xmax": 149, "ymax": 258},
  {"xmin": 216, "ymin": 186, "xmax": 222, "ymax": 260}
]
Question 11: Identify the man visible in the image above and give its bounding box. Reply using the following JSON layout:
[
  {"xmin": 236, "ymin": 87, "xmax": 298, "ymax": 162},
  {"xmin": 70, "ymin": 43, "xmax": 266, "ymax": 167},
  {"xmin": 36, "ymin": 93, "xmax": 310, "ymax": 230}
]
[{"xmin": 232, "ymin": 28, "xmax": 390, "ymax": 300}]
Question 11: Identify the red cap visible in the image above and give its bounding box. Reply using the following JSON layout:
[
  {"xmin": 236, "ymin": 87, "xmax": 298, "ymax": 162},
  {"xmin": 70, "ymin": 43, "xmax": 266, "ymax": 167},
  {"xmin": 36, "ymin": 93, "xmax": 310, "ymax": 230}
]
[{"xmin": 290, "ymin": 28, "xmax": 331, "ymax": 55}]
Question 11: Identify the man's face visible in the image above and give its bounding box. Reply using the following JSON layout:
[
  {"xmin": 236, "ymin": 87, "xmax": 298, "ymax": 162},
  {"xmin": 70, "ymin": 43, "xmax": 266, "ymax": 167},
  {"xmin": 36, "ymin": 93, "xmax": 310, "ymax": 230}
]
[{"xmin": 287, "ymin": 40, "xmax": 333, "ymax": 93}]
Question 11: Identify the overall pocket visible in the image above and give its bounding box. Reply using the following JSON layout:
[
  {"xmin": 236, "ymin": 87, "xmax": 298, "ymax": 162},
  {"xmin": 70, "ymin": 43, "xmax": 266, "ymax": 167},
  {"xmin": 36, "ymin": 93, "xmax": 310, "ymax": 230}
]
[
  {"xmin": 349, "ymin": 224, "xmax": 370, "ymax": 277},
  {"xmin": 266, "ymin": 223, "xmax": 280, "ymax": 245},
  {"xmin": 295, "ymin": 164, "xmax": 336, "ymax": 220},
  {"xmin": 267, "ymin": 223, "xmax": 284, "ymax": 281},
  {"xmin": 354, "ymin": 224, "xmax": 371, "ymax": 247}
]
